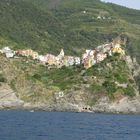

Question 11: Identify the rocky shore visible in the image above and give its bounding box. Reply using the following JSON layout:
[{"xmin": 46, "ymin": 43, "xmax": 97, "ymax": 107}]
[{"xmin": 1, "ymin": 83, "xmax": 140, "ymax": 114}]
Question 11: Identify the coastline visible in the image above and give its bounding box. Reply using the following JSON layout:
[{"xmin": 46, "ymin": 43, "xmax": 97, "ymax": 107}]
[
  {"xmin": 0, "ymin": 83, "xmax": 140, "ymax": 114},
  {"xmin": 1, "ymin": 96, "xmax": 140, "ymax": 115}
]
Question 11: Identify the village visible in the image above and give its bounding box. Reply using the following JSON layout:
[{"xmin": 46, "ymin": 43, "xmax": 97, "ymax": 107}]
[{"xmin": 0, "ymin": 40, "xmax": 125, "ymax": 69}]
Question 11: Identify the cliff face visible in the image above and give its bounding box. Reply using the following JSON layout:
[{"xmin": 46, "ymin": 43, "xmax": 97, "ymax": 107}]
[
  {"xmin": 0, "ymin": 83, "xmax": 23, "ymax": 109},
  {"xmin": 0, "ymin": 53, "xmax": 140, "ymax": 113}
]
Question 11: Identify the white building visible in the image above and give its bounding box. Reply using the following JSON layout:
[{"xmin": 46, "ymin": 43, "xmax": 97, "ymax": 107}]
[
  {"xmin": 1, "ymin": 47, "xmax": 15, "ymax": 58},
  {"xmin": 55, "ymin": 91, "xmax": 64, "ymax": 100},
  {"xmin": 58, "ymin": 49, "xmax": 65, "ymax": 60},
  {"xmin": 38, "ymin": 55, "xmax": 47, "ymax": 64},
  {"xmin": 82, "ymin": 11, "xmax": 86, "ymax": 14},
  {"xmin": 75, "ymin": 57, "xmax": 81, "ymax": 65},
  {"xmin": 97, "ymin": 16, "xmax": 101, "ymax": 19},
  {"xmin": 5, "ymin": 52, "xmax": 15, "ymax": 58}
]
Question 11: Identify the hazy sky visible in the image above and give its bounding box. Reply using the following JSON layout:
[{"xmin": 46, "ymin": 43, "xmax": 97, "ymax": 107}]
[{"xmin": 101, "ymin": 0, "xmax": 140, "ymax": 10}]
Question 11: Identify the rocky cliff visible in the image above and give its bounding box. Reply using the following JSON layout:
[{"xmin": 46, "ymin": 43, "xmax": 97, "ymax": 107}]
[{"xmin": 0, "ymin": 83, "xmax": 23, "ymax": 109}]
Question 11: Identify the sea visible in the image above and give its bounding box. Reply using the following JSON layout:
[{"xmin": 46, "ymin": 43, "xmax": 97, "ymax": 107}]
[{"xmin": 0, "ymin": 111, "xmax": 140, "ymax": 140}]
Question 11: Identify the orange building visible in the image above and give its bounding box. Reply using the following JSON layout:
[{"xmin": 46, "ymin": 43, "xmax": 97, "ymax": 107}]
[{"xmin": 16, "ymin": 49, "xmax": 39, "ymax": 59}]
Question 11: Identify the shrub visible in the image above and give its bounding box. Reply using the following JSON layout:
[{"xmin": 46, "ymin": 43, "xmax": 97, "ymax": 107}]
[
  {"xmin": 89, "ymin": 84, "xmax": 105, "ymax": 94},
  {"xmin": 123, "ymin": 86, "xmax": 135, "ymax": 97},
  {"xmin": 0, "ymin": 74, "xmax": 6, "ymax": 83},
  {"xmin": 10, "ymin": 80, "xmax": 16, "ymax": 90},
  {"xmin": 103, "ymin": 81, "xmax": 117, "ymax": 95},
  {"xmin": 32, "ymin": 74, "xmax": 41, "ymax": 80}
]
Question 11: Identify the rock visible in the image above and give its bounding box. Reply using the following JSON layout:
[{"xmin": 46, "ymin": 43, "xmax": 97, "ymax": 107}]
[
  {"xmin": 92, "ymin": 96, "xmax": 140, "ymax": 114},
  {"xmin": 0, "ymin": 83, "xmax": 24, "ymax": 109},
  {"xmin": 1, "ymin": 83, "xmax": 140, "ymax": 114}
]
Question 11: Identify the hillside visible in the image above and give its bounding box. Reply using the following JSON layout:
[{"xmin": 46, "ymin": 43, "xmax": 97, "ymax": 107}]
[
  {"xmin": 0, "ymin": 50, "xmax": 140, "ymax": 113},
  {"xmin": 0, "ymin": 0, "xmax": 140, "ymax": 113},
  {"xmin": 0, "ymin": 0, "xmax": 140, "ymax": 57}
]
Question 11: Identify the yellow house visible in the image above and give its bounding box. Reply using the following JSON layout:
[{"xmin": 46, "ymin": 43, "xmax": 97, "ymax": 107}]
[
  {"xmin": 47, "ymin": 55, "xmax": 57, "ymax": 65},
  {"xmin": 84, "ymin": 56, "xmax": 94, "ymax": 69},
  {"xmin": 112, "ymin": 44, "xmax": 125, "ymax": 55},
  {"xmin": 48, "ymin": 59, "xmax": 56, "ymax": 65},
  {"xmin": 32, "ymin": 51, "xmax": 39, "ymax": 60},
  {"xmin": 25, "ymin": 49, "xmax": 33, "ymax": 57}
]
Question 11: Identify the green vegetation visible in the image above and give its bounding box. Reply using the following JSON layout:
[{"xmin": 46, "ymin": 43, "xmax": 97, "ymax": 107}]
[
  {"xmin": 0, "ymin": 74, "xmax": 6, "ymax": 83},
  {"xmin": 123, "ymin": 85, "xmax": 135, "ymax": 97},
  {"xmin": 0, "ymin": 0, "xmax": 140, "ymax": 57},
  {"xmin": 84, "ymin": 55, "xmax": 136, "ymax": 98},
  {"xmin": 0, "ymin": 52, "xmax": 137, "ymax": 105},
  {"xmin": 0, "ymin": 0, "xmax": 139, "ymax": 103},
  {"xmin": 30, "ymin": 65, "xmax": 83, "ymax": 90}
]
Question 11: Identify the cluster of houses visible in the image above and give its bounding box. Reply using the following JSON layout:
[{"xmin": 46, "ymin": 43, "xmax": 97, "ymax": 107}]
[
  {"xmin": 82, "ymin": 42, "xmax": 125, "ymax": 69},
  {"xmin": 81, "ymin": 10, "xmax": 112, "ymax": 20},
  {"xmin": 0, "ymin": 41, "xmax": 125, "ymax": 69}
]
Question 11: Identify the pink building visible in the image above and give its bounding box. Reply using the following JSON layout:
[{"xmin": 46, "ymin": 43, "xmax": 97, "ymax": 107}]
[{"xmin": 96, "ymin": 53, "xmax": 107, "ymax": 63}]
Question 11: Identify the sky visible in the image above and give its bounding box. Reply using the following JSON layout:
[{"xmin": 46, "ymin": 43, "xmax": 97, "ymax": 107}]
[{"xmin": 101, "ymin": 0, "xmax": 140, "ymax": 10}]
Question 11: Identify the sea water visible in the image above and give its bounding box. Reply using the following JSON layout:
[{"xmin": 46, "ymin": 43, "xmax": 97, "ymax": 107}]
[{"xmin": 0, "ymin": 111, "xmax": 140, "ymax": 140}]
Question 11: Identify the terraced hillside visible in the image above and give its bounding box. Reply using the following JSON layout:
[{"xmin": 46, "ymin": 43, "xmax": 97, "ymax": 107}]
[{"xmin": 0, "ymin": 0, "xmax": 140, "ymax": 59}]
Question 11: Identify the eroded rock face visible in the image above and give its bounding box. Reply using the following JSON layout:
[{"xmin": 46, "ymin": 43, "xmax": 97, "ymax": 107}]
[
  {"xmin": 125, "ymin": 56, "xmax": 140, "ymax": 96},
  {"xmin": 92, "ymin": 96, "xmax": 140, "ymax": 114},
  {"xmin": 1, "ymin": 83, "xmax": 140, "ymax": 114},
  {"xmin": 0, "ymin": 83, "xmax": 24, "ymax": 109},
  {"xmin": 126, "ymin": 56, "xmax": 140, "ymax": 77}
]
